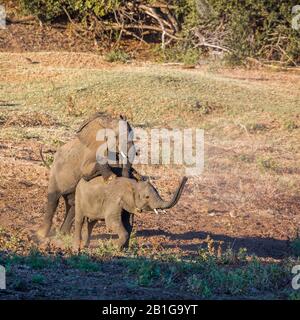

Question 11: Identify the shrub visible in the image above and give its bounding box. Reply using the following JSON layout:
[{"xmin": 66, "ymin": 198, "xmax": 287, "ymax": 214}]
[
  {"xmin": 18, "ymin": 0, "xmax": 300, "ymax": 65},
  {"xmin": 291, "ymin": 238, "xmax": 300, "ymax": 256},
  {"xmin": 105, "ymin": 49, "xmax": 131, "ymax": 63},
  {"xmin": 31, "ymin": 274, "xmax": 45, "ymax": 284},
  {"xmin": 256, "ymin": 156, "xmax": 278, "ymax": 172},
  {"xmin": 180, "ymin": 0, "xmax": 300, "ymax": 65},
  {"xmin": 66, "ymin": 254, "xmax": 101, "ymax": 272},
  {"xmin": 19, "ymin": 0, "xmax": 123, "ymax": 22}
]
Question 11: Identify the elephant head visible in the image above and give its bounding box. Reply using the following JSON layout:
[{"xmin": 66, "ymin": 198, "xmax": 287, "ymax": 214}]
[
  {"xmin": 133, "ymin": 177, "xmax": 188, "ymax": 212},
  {"xmin": 77, "ymin": 113, "xmax": 137, "ymax": 178},
  {"xmin": 116, "ymin": 115, "xmax": 137, "ymax": 178}
]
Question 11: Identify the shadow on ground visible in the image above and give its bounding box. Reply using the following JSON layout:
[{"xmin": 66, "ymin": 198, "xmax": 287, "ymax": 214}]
[{"xmin": 136, "ymin": 229, "xmax": 290, "ymax": 259}]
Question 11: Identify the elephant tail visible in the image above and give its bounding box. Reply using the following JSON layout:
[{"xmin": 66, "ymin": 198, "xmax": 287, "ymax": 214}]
[{"xmin": 39, "ymin": 146, "xmax": 50, "ymax": 169}]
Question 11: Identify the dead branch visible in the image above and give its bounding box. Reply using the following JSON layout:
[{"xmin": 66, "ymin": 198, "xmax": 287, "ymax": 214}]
[
  {"xmin": 102, "ymin": 23, "xmax": 181, "ymax": 40},
  {"xmin": 6, "ymin": 16, "xmax": 36, "ymax": 24}
]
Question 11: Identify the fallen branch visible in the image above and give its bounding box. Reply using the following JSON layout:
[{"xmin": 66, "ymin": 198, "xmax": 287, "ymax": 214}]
[
  {"xmin": 195, "ymin": 42, "xmax": 232, "ymax": 53},
  {"xmin": 102, "ymin": 23, "xmax": 182, "ymax": 41},
  {"xmin": 6, "ymin": 16, "xmax": 36, "ymax": 24}
]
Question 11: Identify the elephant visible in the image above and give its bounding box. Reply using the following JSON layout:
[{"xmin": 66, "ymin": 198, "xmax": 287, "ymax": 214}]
[
  {"xmin": 37, "ymin": 113, "xmax": 138, "ymax": 239},
  {"xmin": 73, "ymin": 175, "xmax": 188, "ymax": 250}
]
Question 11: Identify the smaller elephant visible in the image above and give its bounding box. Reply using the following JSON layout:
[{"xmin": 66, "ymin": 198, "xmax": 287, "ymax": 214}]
[{"xmin": 73, "ymin": 175, "xmax": 188, "ymax": 250}]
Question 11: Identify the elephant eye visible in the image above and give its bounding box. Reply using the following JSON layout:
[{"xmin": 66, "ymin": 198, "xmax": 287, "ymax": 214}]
[{"xmin": 145, "ymin": 195, "xmax": 150, "ymax": 199}]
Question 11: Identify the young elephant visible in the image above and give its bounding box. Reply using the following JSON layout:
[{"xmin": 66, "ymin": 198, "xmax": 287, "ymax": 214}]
[{"xmin": 73, "ymin": 176, "xmax": 188, "ymax": 250}]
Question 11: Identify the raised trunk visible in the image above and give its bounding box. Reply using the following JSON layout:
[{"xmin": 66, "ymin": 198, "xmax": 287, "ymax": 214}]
[{"xmin": 152, "ymin": 176, "xmax": 188, "ymax": 209}]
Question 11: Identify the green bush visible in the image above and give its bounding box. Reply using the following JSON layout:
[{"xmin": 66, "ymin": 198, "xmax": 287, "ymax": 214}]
[
  {"xmin": 19, "ymin": 0, "xmax": 300, "ymax": 65},
  {"xmin": 291, "ymin": 238, "xmax": 300, "ymax": 256},
  {"xmin": 19, "ymin": 0, "xmax": 123, "ymax": 21},
  {"xmin": 179, "ymin": 0, "xmax": 300, "ymax": 65},
  {"xmin": 105, "ymin": 49, "xmax": 131, "ymax": 63}
]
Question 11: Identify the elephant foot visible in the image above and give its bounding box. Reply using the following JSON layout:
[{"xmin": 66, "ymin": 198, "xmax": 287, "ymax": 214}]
[
  {"xmin": 72, "ymin": 243, "xmax": 81, "ymax": 253},
  {"xmin": 116, "ymin": 239, "xmax": 129, "ymax": 251},
  {"xmin": 60, "ymin": 225, "xmax": 72, "ymax": 235},
  {"xmin": 36, "ymin": 224, "xmax": 50, "ymax": 239}
]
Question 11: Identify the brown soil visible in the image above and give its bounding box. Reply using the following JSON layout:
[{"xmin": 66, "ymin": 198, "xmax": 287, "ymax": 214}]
[{"xmin": 0, "ymin": 138, "xmax": 297, "ymax": 261}]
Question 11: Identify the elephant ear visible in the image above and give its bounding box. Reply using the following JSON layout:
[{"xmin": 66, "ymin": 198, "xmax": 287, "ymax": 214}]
[{"xmin": 76, "ymin": 113, "xmax": 111, "ymax": 150}]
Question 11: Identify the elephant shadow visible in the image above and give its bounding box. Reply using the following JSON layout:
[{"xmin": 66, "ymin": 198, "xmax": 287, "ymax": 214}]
[{"xmin": 136, "ymin": 229, "xmax": 291, "ymax": 259}]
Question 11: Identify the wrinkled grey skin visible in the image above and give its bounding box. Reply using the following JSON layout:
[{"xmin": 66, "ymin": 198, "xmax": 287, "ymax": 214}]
[
  {"xmin": 73, "ymin": 176, "xmax": 188, "ymax": 250},
  {"xmin": 58, "ymin": 166, "xmax": 139, "ymax": 236},
  {"xmin": 37, "ymin": 113, "xmax": 137, "ymax": 239}
]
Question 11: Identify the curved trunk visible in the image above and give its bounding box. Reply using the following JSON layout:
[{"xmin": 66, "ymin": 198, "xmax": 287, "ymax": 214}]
[{"xmin": 151, "ymin": 177, "xmax": 188, "ymax": 210}]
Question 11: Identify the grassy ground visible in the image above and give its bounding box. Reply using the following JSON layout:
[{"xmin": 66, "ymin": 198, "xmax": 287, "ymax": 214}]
[
  {"xmin": 0, "ymin": 52, "xmax": 300, "ymax": 299},
  {"xmin": 1, "ymin": 228, "xmax": 299, "ymax": 300}
]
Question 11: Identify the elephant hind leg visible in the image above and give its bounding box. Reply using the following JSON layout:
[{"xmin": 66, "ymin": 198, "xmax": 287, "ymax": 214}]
[
  {"xmin": 82, "ymin": 219, "xmax": 97, "ymax": 248},
  {"xmin": 37, "ymin": 191, "xmax": 60, "ymax": 238},
  {"xmin": 73, "ymin": 215, "xmax": 85, "ymax": 251},
  {"xmin": 60, "ymin": 194, "xmax": 75, "ymax": 235}
]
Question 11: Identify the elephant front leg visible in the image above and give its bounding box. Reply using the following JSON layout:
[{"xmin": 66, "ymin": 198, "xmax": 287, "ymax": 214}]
[
  {"xmin": 122, "ymin": 210, "xmax": 134, "ymax": 236},
  {"xmin": 106, "ymin": 216, "xmax": 129, "ymax": 250}
]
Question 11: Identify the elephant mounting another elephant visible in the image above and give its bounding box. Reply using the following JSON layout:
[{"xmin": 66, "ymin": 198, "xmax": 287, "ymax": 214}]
[
  {"xmin": 37, "ymin": 113, "xmax": 188, "ymax": 250},
  {"xmin": 37, "ymin": 113, "xmax": 139, "ymax": 238}
]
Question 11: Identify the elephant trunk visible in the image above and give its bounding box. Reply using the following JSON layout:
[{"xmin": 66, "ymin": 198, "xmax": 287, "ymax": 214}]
[{"xmin": 152, "ymin": 177, "xmax": 188, "ymax": 210}]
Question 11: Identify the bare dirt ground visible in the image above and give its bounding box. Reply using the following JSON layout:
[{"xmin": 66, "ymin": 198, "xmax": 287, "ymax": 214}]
[{"xmin": 0, "ymin": 44, "xmax": 300, "ymax": 298}]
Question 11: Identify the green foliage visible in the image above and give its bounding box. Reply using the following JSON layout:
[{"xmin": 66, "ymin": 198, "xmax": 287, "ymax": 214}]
[
  {"xmin": 284, "ymin": 120, "xmax": 298, "ymax": 131},
  {"xmin": 19, "ymin": 0, "xmax": 123, "ymax": 21},
  {"xmin": 179, "ymin": 0, "xmax": 300, "ymax": 65},
  {"xmin": 160, "ymin": 46, "xmax": 201, "ymax": 65},
  {"xmin": 291, "ymin": 238, "xmax": 300, "ymax": 256},
  {"xmin": 246, "ymin": 122, "xmax": 268, "ymax": 133},
  {"xmin": 289, "ymin": 290, "xmax": 300, "ymax": 300},
  {"xmin": 94, "ymin": 240, "xmax": 119, "ymax": 257},
  {"xmin": 0, "ymin": 245, "xmax": 296, "ymax": 299},
  {"xmin": 31, "ymin": 274, "xmax": 45, "ymax": 284},
  {"xmin": 25, "ymin": 249, "xmax": 52, "ymax": 269},
  {"xmin": 128, "ymin": 231, "xmax": 140, "ymax": 256},
  {"xmin": 104, "ymin": 49, "xmax": 131, "ymax": 63},
  {"xmin": 12, "ymin": 279, "xmax": 29, "ymax": 291},
  {"xmin": 256, "ymin": 156, "xmax": 278, "ymax": 172},
  {"xmin": 67, "ymin": 254, "xmax": 101, "ymax": 272},
  {"xmin": 126, "ymin": 259, "xmax": 161, "ymax": 287},
  {"xmin": 19, "ymin": 0, "xmax": 300, "ymax": 64},
  {"xmin": 187, "ymin": 275, "xmax": 213, "ymax": 298}
]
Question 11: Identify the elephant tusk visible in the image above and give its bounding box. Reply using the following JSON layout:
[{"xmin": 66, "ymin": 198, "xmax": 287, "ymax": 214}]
[
  {"xmin": 120, "ymin": 151, "xmax": 126, "ymax": 158},
  {"xmin": 154, "ymin": 209, "xmax": 159, "ymax": 215}
]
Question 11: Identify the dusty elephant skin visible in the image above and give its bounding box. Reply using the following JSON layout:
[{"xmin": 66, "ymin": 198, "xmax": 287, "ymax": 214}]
[
  {"xmin": 37, "ymin": 113, "xmax": 136, "ymax": 239},
  {"xmin": 73, "ymin": 176, "xmax": 188, "ymax": 250},
  {"xmin": 60, "ymin": 166, "xmax": 141, "ymax": 236}
]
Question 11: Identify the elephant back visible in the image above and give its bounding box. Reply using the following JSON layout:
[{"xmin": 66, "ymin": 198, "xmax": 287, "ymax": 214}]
[{"xmin": 76, "ymin": 113, "xmax": 117, "ymax": 150}]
